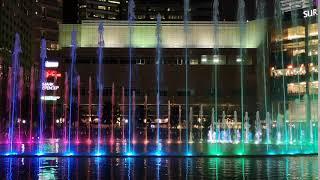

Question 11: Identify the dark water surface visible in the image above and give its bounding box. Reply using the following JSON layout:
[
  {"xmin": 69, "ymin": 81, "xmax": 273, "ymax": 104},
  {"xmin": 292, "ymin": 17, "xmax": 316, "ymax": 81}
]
[{"xmin": 0, "ymin": 156, "xmax": 317, "ymax": 179}]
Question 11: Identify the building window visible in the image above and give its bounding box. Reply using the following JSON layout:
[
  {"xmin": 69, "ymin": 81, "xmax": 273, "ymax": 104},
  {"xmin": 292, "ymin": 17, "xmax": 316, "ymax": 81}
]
[{"xmin": 98, "ymin": 6, "xmax": 106, "ymax": 10}]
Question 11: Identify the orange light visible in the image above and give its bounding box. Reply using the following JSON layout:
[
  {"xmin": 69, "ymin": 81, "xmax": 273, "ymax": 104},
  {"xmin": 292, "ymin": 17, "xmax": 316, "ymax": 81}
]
[{"xmin": 287, "ymin": 65, "xmax": 293, "ymax": 69}]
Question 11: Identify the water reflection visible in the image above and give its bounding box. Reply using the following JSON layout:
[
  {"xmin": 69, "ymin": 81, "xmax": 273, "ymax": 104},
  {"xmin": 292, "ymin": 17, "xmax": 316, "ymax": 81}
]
[{"xmin": 0, "ymin": 156, "xmax": 317, "ymax": 179}]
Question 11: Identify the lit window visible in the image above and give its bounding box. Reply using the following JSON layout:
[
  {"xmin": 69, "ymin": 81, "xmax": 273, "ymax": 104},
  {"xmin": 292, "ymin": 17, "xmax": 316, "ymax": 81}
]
[
  {"xmin": 98, "ymin": 6, "xmax": 106, "ymax": 10},
  {"xmin": 108, "ymin": 0, "xmax": 120, "ymax": 4}
]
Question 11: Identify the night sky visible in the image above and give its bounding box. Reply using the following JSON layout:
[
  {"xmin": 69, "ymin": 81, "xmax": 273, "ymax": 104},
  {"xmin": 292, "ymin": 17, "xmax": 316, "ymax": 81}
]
[{"xmin": 63, "ymin": 0, "xmax": 272, "ymax": 23}]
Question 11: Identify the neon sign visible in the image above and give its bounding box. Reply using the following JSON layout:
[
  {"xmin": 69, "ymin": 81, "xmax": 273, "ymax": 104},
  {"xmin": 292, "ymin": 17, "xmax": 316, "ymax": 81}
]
[
  {"xmin": 46, "ymin": 70, "xmax": 62, "ymax": 78},
  {"xmin": 42, "ymin": 82, "xmax": 59, "ymax": 91}
]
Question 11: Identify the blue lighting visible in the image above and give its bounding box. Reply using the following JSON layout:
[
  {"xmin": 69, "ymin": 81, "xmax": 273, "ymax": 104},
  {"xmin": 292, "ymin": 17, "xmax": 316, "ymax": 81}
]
[
  {"xmin": 186, "ymin": 152, "xmax": 192, "ymax": 156},
  {"xmin": 36, "ymin": 152, "xmax": 44, "ymax": 156},
  {"xmin": 65, "ymin": 152, "xmax": 74, "ymax": 156},
  {"xmin": 126, "ymin": 151, "xmax": 135, "ymax": 156},
  {"xmin": 94, "ymin": 150, "xmax": 105, "ymax": 156},
  {"xmin": 4, "ymin": 152, "xmax": 17, "ymax": 156},
  {"xmin": 154, "ymin": 151, "xmax": 163, "ymax": 156}
]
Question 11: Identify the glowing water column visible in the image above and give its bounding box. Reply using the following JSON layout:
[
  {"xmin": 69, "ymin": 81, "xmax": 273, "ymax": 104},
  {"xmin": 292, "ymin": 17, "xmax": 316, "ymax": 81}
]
[
  {"xmin": 8, "ymin": 33, "xmax": 22, "ymax": 154},
  {"xmin": 127, "ymin": 0, "xmax": 135, "ymax": 155},
  {"xmin": 317, "ymin": 0, "xmax": 320, "ymax": 156},
  {"xmin": 96, "ymin": 23, "xmax": 104, "ymax": 155}
]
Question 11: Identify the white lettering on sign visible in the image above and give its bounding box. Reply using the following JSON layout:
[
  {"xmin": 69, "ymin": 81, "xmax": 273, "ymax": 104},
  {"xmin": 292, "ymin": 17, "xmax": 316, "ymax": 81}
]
[
  {"xmin": 45, "ymin": 61, "xmax": 59, "ymax": 68},
  {"xmin": 41, "ymin": 96, "xmax": 61, "ymax": 101},
  {"xmin": 42, "ymin": 82, "xmax": 59, "ymax": 91},
  {"xmin": 303, "ymin": 9, "xmax": 318, "ymax": 18}
]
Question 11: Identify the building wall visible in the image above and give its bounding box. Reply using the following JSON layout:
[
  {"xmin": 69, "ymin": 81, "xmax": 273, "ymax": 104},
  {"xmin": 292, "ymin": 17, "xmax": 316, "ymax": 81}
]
[
  {"xmin": 59, "ymin": 20, "xmax": 266, "ymax": 49},
  {"xmin": 32, "ymin": 0, "xmax": 62, "ymax": 63},
  {"xmin": 0, "ymin": 0, "xmax": 32, "ymax": 65}
]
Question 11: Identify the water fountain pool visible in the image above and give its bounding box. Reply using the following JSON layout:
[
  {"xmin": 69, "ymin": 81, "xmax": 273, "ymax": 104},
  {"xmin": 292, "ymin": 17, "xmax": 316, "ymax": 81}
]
[{"xmin": 0, "ymin": 0, "xmax": 318, "ymax": 157}]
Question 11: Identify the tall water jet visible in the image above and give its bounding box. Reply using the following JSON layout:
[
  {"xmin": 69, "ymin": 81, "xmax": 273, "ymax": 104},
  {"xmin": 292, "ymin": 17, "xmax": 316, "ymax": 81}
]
[
  {"xmin": 38, "ymin": 38, "xmax": 47, "ymax": 148},
  {"xmin": 9, "ymin": 33, "xmax": 22, "ymax": 153},
  {"xmin": 184, "ymin": 0, "xmax": 190, "ymax": 154},
  {"xmin": 266, "ymin": 112, "xmax": 271, "ymax": 144},
  {"xmin": 110, "ymin": 83, "xmax": 115, "ymax": 144},
  {"xmin": 132, "ymin": 91, "xmax": 136, "ymax": 144},
  {"xmin": 51, "ymin": 75, "xmax": 58, "ymax": 140},
  {"xmin": 167, "ymin": 100, "xmax": 171, "ymax": 143},
  {"xmin": 64, "ymin": 72, "xmax": 69, "ymax": 143},
  {"xmin": 178, "ymin": 105, "xmax": 182, "ymax": 143},
  {"xmin": 6, "ymin": 67, "xmax": 12, "ymax": 144},
  {"xmin": 274, "ymin": 0, "xmax": 287, "ymax": 146},
  {"xmin": 189, "ymin": 107, "xmax": 193, "ymax": 143},
  {"xmin": 208, "ymin": 108, "xmax": 216, "ymax": 143},
  {"xmin": 155, "ymin": 14, "xmax": 162, "ymax": 148},
  {"xmin": 127, "ymin": 0, "xmax": 135, "ymax": 154},
  {"xmin": 88, "ymin": 76, "xmax": 92, "ymax": 144},
  {"xmin": 237, "ymin": 0, "xmax": 246, "ymax": 153},
  {"xmin": 256, "ymin": 0, "xmax": 268, "ymax": 123},
  {"xmin": 212, "ymin": 0, "xmax": 219, "ymax": 145},
  {"xmin": 234, "ymin": 111, "xmax": 241, "ymax": 144},
  {"xmin": 18, "ymin": 67, "xmax": 23, "ymax": 143},
  {"xmin": 317, "ymin": 1, "xmax": 320, "ymax": 154},
  {"xmin": 222, "ymin": 111, "xmax": 227, "ymax": 142},
  {"xmin": 276, "ymin": 104, "xmax": 282, "ymax": 144},
  {"xmin": 199, "ymin": 104, "xmax": 203, "ymax": 142},
  {"xmin": 76, "ymin": 75, "xmax": 80, "ymax": 143},
  {"xmin": 29, "ymin": 67, "xmax": 35, "ymax": 142},
  {"xmin": 68, "ymin": 29, "xmax": 77, "ymax": 153},
  {"xmin": 144, "ymin": 95, "xmax": 148, "ymax": 144},
  {"xmin": 97, "ymin": 23, "xmax": 105, "ymax": 154},
  {"xmin": 255, "ymin": 111, "xmax": 262, "ymax": 144},
  {"xmin": 121, "ymin": 86, "xmax": 125, "ymax": 143},
  {"xmin": 244, "ymin": 112, "xmax": 250, "ymax": 143},
  {"xmin": 209, "ymin": 108, "xmax": 215, "ymax": 143}
]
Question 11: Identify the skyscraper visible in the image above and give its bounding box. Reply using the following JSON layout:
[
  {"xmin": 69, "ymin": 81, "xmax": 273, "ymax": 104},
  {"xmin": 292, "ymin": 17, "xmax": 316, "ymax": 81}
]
[{"xmin": 32, "ymin": 0, "xmax": 63, "ymax": 63}]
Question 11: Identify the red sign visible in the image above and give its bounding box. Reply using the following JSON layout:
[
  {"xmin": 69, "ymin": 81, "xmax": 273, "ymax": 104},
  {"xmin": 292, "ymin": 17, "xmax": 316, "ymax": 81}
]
[{"xmin": 46, "ymin": 70, "xmax": 62, "ymax": 78}]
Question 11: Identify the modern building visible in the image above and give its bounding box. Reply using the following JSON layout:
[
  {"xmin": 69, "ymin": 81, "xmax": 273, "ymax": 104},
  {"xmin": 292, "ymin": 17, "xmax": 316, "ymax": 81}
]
[
  {"xmin": 56, "ymin": 20, "xmax": 267, "ymax": 122},
  {"xmin": 269, "ymin": 4, "xmax": 318, "ymax": 123},
  {"xmin": 79, "ymin": 0, "xmax": 122, "ymax": 20},
  {"xmin": 32, "ymin": 0, "xmax": 63, "ymax": 63},
  {"xmin": 0, "ymin": 0, "xmax": 33, "ymax": 64},
  {"xmin": 0, "ymin": 0, "xmax": 33, "ymax": 115},
  {"xmin": 280, "ymin": 0, "xmax": 313, "ymax": 12}
]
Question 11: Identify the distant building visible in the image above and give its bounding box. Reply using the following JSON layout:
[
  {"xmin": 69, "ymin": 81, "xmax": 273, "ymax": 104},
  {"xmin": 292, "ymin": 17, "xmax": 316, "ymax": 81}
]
[
  {"xmin": 79, "ymin": 0, "xmax": 122, "ymax": 20},
  {"xmin": 57, "ymin": 20, "xmax": 266, "ymax": 121},
  {"xmin": 280, "ymin": 0, "xmax": 312, "ymax": 12},
  {"xmin": 0, "ymin": 0, "xmax": 32, "ymax": 64},
  {"xmin": 0, "ymin": 0, "xmax": 33, "ymax": 115},
  {"xmin": 32, "ymin": 0, "xmax": 63, "ymax": 63}
]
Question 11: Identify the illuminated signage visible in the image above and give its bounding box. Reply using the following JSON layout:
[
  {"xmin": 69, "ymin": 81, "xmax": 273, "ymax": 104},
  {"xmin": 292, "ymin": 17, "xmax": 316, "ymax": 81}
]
[
  {"xmin": 41, "ymin": 96, "xmax": 61, "ymax": 101},
  {"xmin": 42, "ymin": 82, "xmax": 59, "ymax": 91},
  {"xmin": 303, "ymin": 0, "xmax": 318, "ymax": 18},
  {"xmin": 303, "ymin": 9, "xmax": 318, "ymax": 18},
  {"xmin": 45, "ymin": 61, "xmax": 59, "ymax": 68},
  {"xmin": 46, "ymin": 70, "xmax": 62, "ymax": 78}
]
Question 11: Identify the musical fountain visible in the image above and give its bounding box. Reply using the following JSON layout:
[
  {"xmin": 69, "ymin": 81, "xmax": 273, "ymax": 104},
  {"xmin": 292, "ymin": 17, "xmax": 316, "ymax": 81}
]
[{"xmin": 0, "ymin": 0, "xmax": 318, "ymax": 157}]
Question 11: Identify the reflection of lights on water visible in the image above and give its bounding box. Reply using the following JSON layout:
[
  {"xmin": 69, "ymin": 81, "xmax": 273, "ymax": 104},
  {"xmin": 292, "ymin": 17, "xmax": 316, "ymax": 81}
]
[
  {"xmin": 55, "ymin": 143, "xmax": 59, "ymax": 153},
  {"xmin": 21, "ymin": 144, "xmax": 25, "ymax": 153}
]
